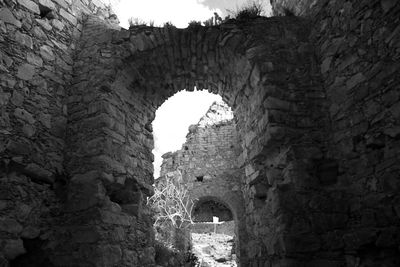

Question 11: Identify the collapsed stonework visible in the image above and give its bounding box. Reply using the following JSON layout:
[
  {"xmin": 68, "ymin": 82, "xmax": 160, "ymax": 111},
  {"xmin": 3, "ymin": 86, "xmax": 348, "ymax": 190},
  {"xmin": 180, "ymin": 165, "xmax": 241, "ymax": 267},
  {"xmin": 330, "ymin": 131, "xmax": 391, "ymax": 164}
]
[{"xmin": 0, "ymin": 0, "xmax": 399, "ymax": 266}]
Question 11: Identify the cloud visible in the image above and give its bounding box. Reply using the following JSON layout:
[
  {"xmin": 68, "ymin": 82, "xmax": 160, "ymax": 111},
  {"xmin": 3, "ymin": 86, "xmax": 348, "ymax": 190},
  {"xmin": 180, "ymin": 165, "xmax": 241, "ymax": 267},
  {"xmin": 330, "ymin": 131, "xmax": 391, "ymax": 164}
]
[{"xmin": 115, "ymin": 0, "xmax": 221, "ymax": 28}]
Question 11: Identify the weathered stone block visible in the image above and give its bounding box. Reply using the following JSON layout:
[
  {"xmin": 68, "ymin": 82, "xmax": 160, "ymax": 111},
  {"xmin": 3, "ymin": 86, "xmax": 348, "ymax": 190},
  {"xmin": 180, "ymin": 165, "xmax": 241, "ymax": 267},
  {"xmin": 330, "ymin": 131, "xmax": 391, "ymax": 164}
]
[
  {"xmin": 35, "ymin": 19, "xmax": 52, "ymax": 31},
  {"xmin": 17, "ymin": 0, "xmax": 40, "ymax": 14},
  {"xmin": 0, "ymin": 90, "xmax": 11, "ymax": 107},
  {"xmin": 24, "ymin": 163, "xmax": 53, "ymax": 183},
  {"xmin": 14, "ymin": 108, "xmax": 35, "ymax": 124},
  {"xmin": 0, "ymin": 8, "xmax": 22, "ymax": 28},
  {"xmin": 0, "ymin": 218, "xmax": 23, "ymax": 234},
  {"xmin": 39, "ymin": 0, "xmax": 56, "ymax": 9},
  {"xmin": 67, "ymin": 179, "xmax": 106, "ymax": 211},
  {"xmin": 51, "ymin": 19, "xmax": 64, "ymax": 31},
  {"xmin": 53, "ymin": 0, "xmax": 69, "ymax": 9},
  {"xmin": 27, "ymin": 52, "xmax": 43, "ymax": 67},
  {"xmin": 40, "ymin": 45, "xmax": 55, "ymax": 61},
  {"xmin": 6, "ymin": 140, "xmax": 31, "ymax": 155},
  {"xmin": 321, "ymin": 56, "xmax": 332, "ymax": 73},
  {"xmin": 59, "ymin": 9, "xmax": 77, "ymax": 25},
  {"xmin": 3, "ymin": 239, "xmax": 26, "ymax": 260},
  {"xmin": 21, "ymin": 226, "xmax": 40, "ymax": 239},
  {"xmin": 16, "ymin": 64, "xmax": 35, "ymax": 80},
  {"xmin": 15, "ymin": 31, "xmax": 32, "ymax": 49},
  {"xmin": 10, "ymin": 91, "xmax": 24, "ymax": 107},
  {"xmin": 346, "ymin": 73, "xmax": 366, "ymax": 90},
  {"xmin": 100, "ymin": 210, "xmax": 132, "ymax": 226},
  {"xmin": 22, "ymin": 124, "xmax": 36, "ymax": 137}
]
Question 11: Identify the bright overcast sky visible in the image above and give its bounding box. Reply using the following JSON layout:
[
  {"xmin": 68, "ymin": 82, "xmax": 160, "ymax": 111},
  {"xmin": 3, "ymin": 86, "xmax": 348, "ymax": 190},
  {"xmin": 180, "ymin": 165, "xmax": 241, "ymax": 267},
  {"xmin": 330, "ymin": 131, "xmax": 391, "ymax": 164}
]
[
  {"xmin": 152, "ymin": 90, "xmax": 221, "ymax": 178},
  {"xmin": 114, "ymin": 0, "xmax": 271, "ymax": 28}
]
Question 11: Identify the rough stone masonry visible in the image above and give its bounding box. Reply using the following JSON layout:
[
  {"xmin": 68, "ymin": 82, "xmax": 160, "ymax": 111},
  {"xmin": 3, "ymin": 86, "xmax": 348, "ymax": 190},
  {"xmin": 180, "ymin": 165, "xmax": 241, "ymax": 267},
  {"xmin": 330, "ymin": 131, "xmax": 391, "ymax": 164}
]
[{"xmin": 0, "ymin": 0, "xmax": 399, "ymax": 266}]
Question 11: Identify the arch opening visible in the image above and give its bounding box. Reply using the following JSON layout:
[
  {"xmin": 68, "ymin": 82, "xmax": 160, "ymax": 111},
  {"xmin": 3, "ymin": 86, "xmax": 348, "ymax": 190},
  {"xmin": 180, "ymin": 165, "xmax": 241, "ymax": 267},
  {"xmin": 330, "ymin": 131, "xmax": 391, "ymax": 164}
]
[
  {"xmin": 191, "ymin": 196, "xmax": 237, "ymax": 267},
  {"xmin": 150, "ymin": 89, "xmax": 241, "ymax": 266},
  {"xmin": 152, "ymin": 90, "xmax": 241, "ymax": 262},
  {"xmin": 193, "ymin": 197, "xmax": 234, "ymax": 222}
]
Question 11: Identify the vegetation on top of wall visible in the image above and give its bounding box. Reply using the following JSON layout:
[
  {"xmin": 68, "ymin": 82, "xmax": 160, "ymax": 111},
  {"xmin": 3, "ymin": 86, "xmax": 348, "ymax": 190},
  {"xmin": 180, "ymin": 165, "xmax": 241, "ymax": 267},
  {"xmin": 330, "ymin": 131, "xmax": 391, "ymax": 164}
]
[
  {"xmin": 188, "ymin": 20, "xmax": 203, "ymax": 28},
  {"xmin": 163, "ymin": 21, "xmax": 176, "ymax": 28},
  {"xmin": 128, "ymin": 17, "xmax": 155, "ymax": 28},
  {"xmin": 227, "ymin": 0, "xmax": 265, "ymax": 20}
]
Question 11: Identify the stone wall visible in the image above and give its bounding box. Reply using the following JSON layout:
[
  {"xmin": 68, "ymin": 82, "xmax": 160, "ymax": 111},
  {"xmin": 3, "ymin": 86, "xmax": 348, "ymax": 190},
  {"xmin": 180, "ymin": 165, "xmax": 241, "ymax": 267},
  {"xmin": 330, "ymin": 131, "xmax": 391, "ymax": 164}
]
[
  {"xmin": 159, "ymin": 101, "xmax": 242, "ymax": 205},
  {"xmin": 1, "ymin": 0, "xmax": 398, "ymax": 266},
  {"xmin": 191, "ymin": 221, "xmax": 235, "ymax": 236},
  {"xmin": 193, "ymin": 199, "xmax": 233, "ymax": 222},
  {"xmin": 315, "ymin": 1, "xmax": 400, "ymax": 265},
  {"xmin": 0, "ymin": 0, "xmax": 118, "ymax": 182},
  {"xmin": 2, "ymin": 12, "xmax": 324, "ymax": 266},
  {"xmin": 0, "ymin": 0, "xmax": 127, "ymax": 266},
  {"xmin": 268, "ymin": 0, "xmax": 400, "ymax": 266},
  {"xmin": 0, "ymin": 172, "xmax": 61, "ymax": 265}
]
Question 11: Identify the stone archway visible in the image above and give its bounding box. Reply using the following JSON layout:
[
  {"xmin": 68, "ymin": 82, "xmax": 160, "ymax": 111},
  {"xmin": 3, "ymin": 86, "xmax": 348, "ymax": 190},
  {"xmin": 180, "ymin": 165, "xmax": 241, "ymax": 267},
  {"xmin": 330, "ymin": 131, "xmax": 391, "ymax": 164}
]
[
  {"xmin": 193, "ymin": 197, "xmax": 234, "ymax": 222},
  {"xmin": 62, "ymin": 14, "xmax": 324, "ymax": 267},
  {"xmin": 190, "ymin": 190, "xmax": 247, "ymax": 266}
]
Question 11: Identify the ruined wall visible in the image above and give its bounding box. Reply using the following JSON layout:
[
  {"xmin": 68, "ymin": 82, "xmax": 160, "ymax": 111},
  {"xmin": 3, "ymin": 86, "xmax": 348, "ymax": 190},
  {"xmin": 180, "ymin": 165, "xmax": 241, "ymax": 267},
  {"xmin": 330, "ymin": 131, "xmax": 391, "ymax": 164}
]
[
  {"xmin": 192, "ymin": 221, "xmax": 235, "ymax": 236},
  {"xmin": 159, "ymin": 101, "xmax": 242, "ymax": 200},
  {"xmin": 269, "ymin": 0, "xmax": 400, "ymax": 266},
  {"xmin": 0, "ymin": 0, "xmax": 118, "ymax": 181},
  {"xmin": 0, "ymin": 0, "xmax": 123, "ymax": 265},
  {"xmin": 314, "ymin": 1, "xmax": 400, "ymax": 265},
  {"xmin": 193, "ymin": 199, "xmax": 233, "ymax": 222},
  {"xmin": 47, "ymin": 16, "xmax": 322, "ymax": 267},
  {"xmin": 2, "ymin": 0, "xmax": 398, "ymax": 266}
]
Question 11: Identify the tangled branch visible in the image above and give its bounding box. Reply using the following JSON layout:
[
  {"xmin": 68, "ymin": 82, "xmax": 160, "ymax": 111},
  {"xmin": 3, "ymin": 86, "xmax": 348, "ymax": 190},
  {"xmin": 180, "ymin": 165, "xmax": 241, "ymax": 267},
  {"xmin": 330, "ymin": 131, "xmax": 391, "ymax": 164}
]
[{"xmin": 148, "ymin": 170, "xmax": 195, "ymax": 229}]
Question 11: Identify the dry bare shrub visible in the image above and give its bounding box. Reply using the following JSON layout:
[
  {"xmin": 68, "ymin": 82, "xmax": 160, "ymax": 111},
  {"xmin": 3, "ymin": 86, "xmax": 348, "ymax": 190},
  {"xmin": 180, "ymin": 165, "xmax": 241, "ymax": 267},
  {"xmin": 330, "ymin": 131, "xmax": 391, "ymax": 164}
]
[
  {"xmin": 227, "ymin": 0, "xmax": 265, "ymax": 21},
  {"xmin": 148, "ymin": 171, "xmax": 195, "ymax": 248}
]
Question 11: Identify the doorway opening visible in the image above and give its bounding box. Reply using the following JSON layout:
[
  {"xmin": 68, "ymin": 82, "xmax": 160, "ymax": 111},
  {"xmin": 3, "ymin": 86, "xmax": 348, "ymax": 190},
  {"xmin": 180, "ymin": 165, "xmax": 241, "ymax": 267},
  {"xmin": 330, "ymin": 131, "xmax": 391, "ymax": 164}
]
[
  {"xmin": 191, "ymin": 197, "xmax": 237, "ymax": 267},
  {"xmin": 151, "ymin": 89, "xmax": 239, "ymax": 266}
]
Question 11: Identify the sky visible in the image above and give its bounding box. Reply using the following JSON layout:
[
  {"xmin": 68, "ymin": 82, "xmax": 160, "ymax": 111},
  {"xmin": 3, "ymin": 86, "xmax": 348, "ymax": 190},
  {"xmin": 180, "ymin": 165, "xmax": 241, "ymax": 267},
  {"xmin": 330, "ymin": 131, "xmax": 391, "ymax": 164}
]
[
  {"xmin": 114, "ymin": 0, "xmax": 271, "ymax": 28},
  {"xmin": 152, "ymin": 90, "xmax": 222, "ymax": 178}
]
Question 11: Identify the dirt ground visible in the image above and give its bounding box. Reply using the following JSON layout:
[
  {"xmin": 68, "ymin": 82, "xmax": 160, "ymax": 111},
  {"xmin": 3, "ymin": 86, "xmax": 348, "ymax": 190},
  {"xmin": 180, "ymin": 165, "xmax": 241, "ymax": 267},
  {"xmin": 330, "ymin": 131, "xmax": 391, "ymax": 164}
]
[{"xmin": 191, "ymin": 233, "xmax": 237, "ymax": 267}]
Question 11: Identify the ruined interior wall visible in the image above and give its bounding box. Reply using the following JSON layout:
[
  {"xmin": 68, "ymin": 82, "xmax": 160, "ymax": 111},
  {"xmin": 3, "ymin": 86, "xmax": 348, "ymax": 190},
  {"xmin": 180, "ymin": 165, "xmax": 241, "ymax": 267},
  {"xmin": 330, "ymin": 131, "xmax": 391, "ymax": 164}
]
[
  {"xmin": 271, "ymin": 0, "xmax": 400, "ymax": 266},
  {"xmin": 0, "ymin": 0, "xmax": 122, "ymax": 265},
  {"xmin": 160, "ymin": 101, "xmax": 242, "ymax": 197}
]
